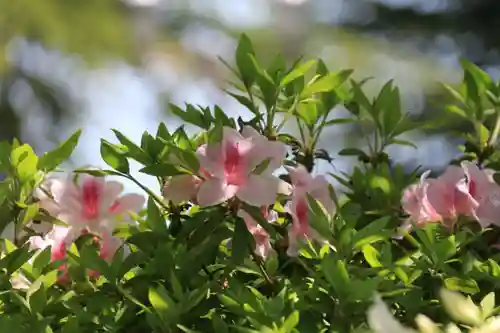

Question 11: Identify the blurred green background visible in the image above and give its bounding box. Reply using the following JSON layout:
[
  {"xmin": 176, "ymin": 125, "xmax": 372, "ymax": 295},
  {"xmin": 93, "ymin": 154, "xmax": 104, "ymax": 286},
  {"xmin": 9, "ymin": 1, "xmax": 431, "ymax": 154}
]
[{"xmin": 1, "ymin": 0, "xmax": 499, "ymax": 190}]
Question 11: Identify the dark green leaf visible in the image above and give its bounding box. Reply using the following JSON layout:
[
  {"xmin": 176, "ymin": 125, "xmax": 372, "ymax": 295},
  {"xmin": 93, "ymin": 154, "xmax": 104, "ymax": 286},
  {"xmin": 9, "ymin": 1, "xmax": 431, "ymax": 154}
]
[
  {"xmin": 112, "ymin": 129, "xmax": 152, "ymax": 165},
  {"xmin": 147, "ymin": 197, "xmax": 167, "ymax": 232},
  {"xmin": 100, "ymin": 140, "xmax": 129, "ymax": 173},
  {"xmin": 231, "ymin": 218, "xmax": 251, "ymax": 265},
  {"xmin": 139, "ymin": 164, "xmax": 185, "ymax": 177},
  {"xmin": 38, "ymin": 130, "xmax": 81, "ymax": 171},
  {"xmin": 235, "ymin": 34, "xmax": 256, "ymax": 88}
]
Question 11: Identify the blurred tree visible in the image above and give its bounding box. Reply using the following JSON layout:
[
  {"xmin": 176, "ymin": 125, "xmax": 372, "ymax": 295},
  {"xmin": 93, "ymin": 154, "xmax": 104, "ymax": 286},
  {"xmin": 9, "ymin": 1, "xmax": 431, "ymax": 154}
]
[{"xmin": 0, "ymin": 0, "xmax": 138, "ymax": 144}]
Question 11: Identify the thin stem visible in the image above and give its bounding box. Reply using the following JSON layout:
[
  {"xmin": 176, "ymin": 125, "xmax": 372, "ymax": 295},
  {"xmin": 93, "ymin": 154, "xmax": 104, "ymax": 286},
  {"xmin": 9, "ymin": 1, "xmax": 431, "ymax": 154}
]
[
  {"xmin": 124, "ymin": 174, "xmax": 170, "ymax": 212},
  {"xmin": 252, "ymin": 251, "xmax": 274, "ymax": 286},
  {"xmin": 296, "ymin": 118, "xmax": 306, "ymax": 147},
  {"xmin": 275, "ymin": 98, "xmax": 299, "ymax": 133},
  {"xmin": 311, "ymin": 109, "xmax": 332, "ymax": 150}
]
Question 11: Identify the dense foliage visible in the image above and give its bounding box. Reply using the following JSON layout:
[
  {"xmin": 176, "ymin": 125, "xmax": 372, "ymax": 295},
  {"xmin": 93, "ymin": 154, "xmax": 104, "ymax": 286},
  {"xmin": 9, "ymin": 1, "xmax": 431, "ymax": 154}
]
[{"xmin": 1, "ymin": 35, "xmax": 500, "ymax": 332}]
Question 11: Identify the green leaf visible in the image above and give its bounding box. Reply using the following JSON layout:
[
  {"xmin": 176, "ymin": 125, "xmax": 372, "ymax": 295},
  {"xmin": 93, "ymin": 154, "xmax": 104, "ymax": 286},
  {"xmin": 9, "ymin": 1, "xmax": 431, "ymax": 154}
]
[
  {"xmin": 170, "ymin": 270, "xmax": 183, "ymax": 300},
  {"xmin": 481, "ymin": 292, "xmax": 495, "ymax": 318},
  {"xmin": 27, "ymin": 279, "xmax": 46, "ymax": 314},
  {"xmin": 22, "ymin": 203, "xmax": 40, "ymax": 226},
  {"xmin": 232, "ymin": 217, "xmax": 251, "ymax": 265},
  {"xmin": 444, "ymin": 277, "xmax": 480, "ymax": 294},
  {"xmin": 11, "ymin": 144, "xmax": 38, "ymax": 183},
  {"xmin": 376, "ymin": 81, "xmax": 402, "ymax": 136},
  {"xmin": 322, "ymin": 255, "xmax": 350, "ymax": 295},
  {"xmin": 350, "ymin": 79, "xmax": 375, "ymax": 120},
  {"xmin": 362, "ymin": 244, "xmax": 382, "ymax": 268},
  {"xmin": 141, "ymin": 132, "xmax": 165, "ymax": 159},
  {"xmin": 214, "ymin": 105, "xmax": 234, "ymax": 127},
  {"xmin": 100, "ymin": 140, "xmax": 129, "ymax": 173},
  {"xmin": 169, "ymin": 146, "xmax": 200, "ymax": 173},
  {"xmin": 445, "ymin": 105, "xmax": 468, "ymax": 119},
  {"xmin": 387, "ymin": 139, "xmax": 417, "ymax": 149},
  {"xmin": 38, "ymin": 129, "xmax": 81, "ymax": 171},
  {"xmin": 235, "ymin": 34, "xmax": 256, "ymax": 88},
  {"xmin": 281, "ymin": 311, "xmax": 299, "ymax": 333},
  {"xmin": 3, "ymin": 244, "xmax": 31, "ymax": 274},
  {"xmin": 296, "ymin": 101, "xmax": 320, "ymax": 126},
  {"xmin": 300, "ymin": 70, "xmax": 353, "ymax": 99},
  {"xmin": 32, "ymin": 247, "xmax": 51, "ymax": 277},
  {"xmin": 157, "ymin": 122, "xmax": 171, "ymax": 141},
  {"xmin": 249, "ymin": 55, "xmax": 277, "ymax": 110},
  {"xmin": 139, "ymin": 164, "xmax": 185, "ymax": 177},
  {"xmin": 324, "ymin": 117, "xmax": 356, "ymax": 126},
  {"xmin": 170, "ymin": 104, "xmax": 211, "ymax": 130},
  {"xmin": 183, "ymin": 283, "xmax": 209, "ymax": 313},
  {"xmin": 338, "ymin": 148, "xmax": 369, "ymax": 160},
  {"xmin": 442, "ymin": 83, "xmax": 466, "ymax": 106},
  {"xmin": 226, "ymin": 92, "xmax": 258, "ymax": 115},
  {"xmin": 112, "ymin": 129, "xmax": 152, "ymax": 165},
  {"xmin": 280, "ymin": 59, "xmax": 317, "ymax": 87},
  {"xmin": 146, "ymin": 197, "xmax": 167, "ymax": 232},
  {"xmin": 440, "ymin": 288, "xmax": 482, "ymax": 326},
  {"xmin": 149, "ymin": 285, "xmax": 177, "ymax": 321},
  {"xmin": 80, "ymin": 243, "xmax": 111, "ymax": 278},
  {"xmin": 212, "ymin": 314, "xmax": 229, "ymax": 333}
]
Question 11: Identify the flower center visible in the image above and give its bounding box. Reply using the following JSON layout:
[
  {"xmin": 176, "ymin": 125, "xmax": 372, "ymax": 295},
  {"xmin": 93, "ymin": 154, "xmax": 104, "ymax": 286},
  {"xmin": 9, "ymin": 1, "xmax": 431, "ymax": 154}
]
[
  {"xmin": 294, "ymin": 198, "xmax": 309, "ymax": 236},
  {"xmin": 82, "ymin": 179, "xmax": 102, "ymax": 220},
  {"xmin": 224, "ymin": 141, "xmax": 247, "ymax": 185}
]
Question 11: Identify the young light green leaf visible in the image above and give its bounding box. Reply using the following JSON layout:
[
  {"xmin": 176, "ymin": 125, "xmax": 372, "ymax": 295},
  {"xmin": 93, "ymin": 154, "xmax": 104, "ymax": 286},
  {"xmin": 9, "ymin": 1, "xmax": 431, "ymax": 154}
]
[
  {"xmin": 149, "ymin": 285, "xmax": 177, "ymax": 320},
  {"xmin": 480, "ymin": 292, "xmax": 495, "ymax": 318},
  {"xmin": 300, "ymin": 70, "xmax": 353, "ymax": 99},
  {"xmin": 280, "ymin": 59, "xmax": 317, "ymax": 87},
  {"xmin": 440, "ymin": 288, "xmax": 482, "ymax": 326},
  {"xmin": 281, "ymin": 311, "xmax": 299, "ymax": 333},
  {"xmin": 11, "ymin": 144, "xmax": 38, "ymax": 183}
]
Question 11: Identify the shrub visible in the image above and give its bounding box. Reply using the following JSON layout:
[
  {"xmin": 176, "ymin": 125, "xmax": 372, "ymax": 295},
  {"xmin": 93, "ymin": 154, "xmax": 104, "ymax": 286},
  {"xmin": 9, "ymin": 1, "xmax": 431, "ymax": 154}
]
[{"xmin": 1, "ymin": 34, "xmax": 500, "ymax": 332}]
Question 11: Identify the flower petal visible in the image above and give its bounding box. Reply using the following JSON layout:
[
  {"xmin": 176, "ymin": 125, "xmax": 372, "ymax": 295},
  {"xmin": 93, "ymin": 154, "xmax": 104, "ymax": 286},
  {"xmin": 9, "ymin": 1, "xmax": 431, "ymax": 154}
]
[
  {"xmin": 368, "ymin": 295, "xmax": 417, "ymax": 333},
  {"xmin": 109, "ymin": 194, "xmax": 145, "ymax": 217},
  {"xmin": 308, "ymin": 175, "xmax": 335, "ymax": 214},
  {"xmin": 236, "ymin": 174, "xmax": 280, "ymax": 206},
  {"xmin": 100, "ymin": 181, "xmax": 125, "ymax": 211},
  {"xmin": 197, "ymin": 178, "xmax": 238, "ymax": 207},
  {"xmin": 163, "ymin": 175, "xmax": 202, "ymax": 204},
  {"xmin": 285, "ymin": 164, "xmax": 313, "ymax": 188},
  {"xmin": 51, "ymin": 177, "xmax": 81, "ymax": 213},
  {"xmin": 197, "ymin": 143, "xmax": 224, "ymax": 178}
]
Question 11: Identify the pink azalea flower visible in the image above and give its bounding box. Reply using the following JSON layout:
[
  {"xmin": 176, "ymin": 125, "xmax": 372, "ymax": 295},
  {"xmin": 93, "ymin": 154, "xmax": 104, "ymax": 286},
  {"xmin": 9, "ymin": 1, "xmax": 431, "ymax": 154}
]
[
  {"xmin": 462, "ymin": 161, "xmax": 500, "ymax": 228},
  {"xmin": 401, "ymin": 166, "xmax": 478, "ymax": 228},
  {"xmin": 28, "ymin": 226, "xmax": 72, "ymax": 283},
  {"xmin": 196, "ymin": 126, "xmax": 286, "ymax": 207},
  {"xmin": 163, "ymin": 174, "xmax": 203, "ymax": 204},
  {"xmin": 238, "ymin": 208, "xmax": 274, "ymax": 259},
  {"xmin": 401, "ymin": 171, "xmax": 441, "ymax": 227},
  {"xmin": 285, "ymin": 164, "xmax": 335, "ymax": 214},
  {"xmin": 28, "ymin": 224, "xmax": 123, "ymax": 282},
  {"xmin": 51, "ymin": 174, "xmax": 145, "ymax": 230},
  {"xmin": 284, "ymin": 165, "xmax": 334, "ymax": 256},
  {"xmin": 286, "ymin": 195, "xmax": 325, "ymax": 256}
]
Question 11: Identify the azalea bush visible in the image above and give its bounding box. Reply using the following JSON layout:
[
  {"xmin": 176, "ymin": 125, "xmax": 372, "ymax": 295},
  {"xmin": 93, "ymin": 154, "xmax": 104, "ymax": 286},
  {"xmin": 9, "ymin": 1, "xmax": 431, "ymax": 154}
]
[{"xmin": 3, "ymin": 35, "xmax": 500, "ymax": 333}]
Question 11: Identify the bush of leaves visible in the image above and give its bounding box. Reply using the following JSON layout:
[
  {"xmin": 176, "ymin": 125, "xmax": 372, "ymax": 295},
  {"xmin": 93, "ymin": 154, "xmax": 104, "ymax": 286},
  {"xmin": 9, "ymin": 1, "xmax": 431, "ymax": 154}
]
[{"xmin": 2, "ymin": 35, "xmax": 500, "ymax": 333}]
